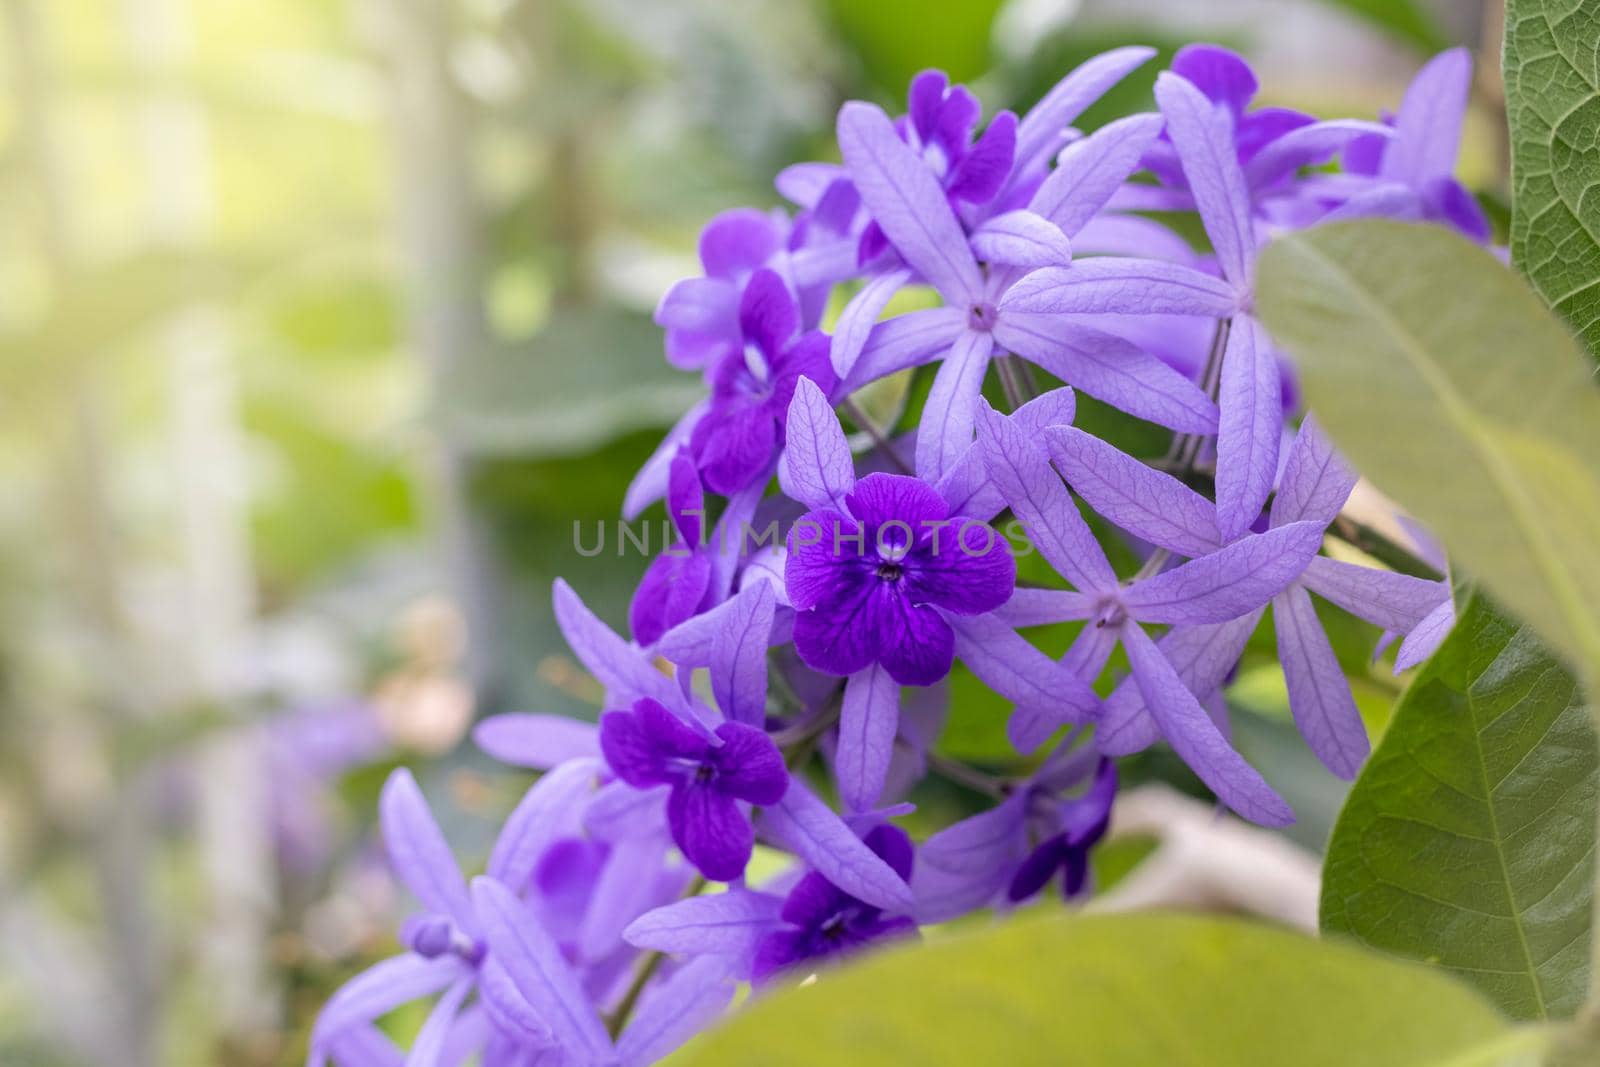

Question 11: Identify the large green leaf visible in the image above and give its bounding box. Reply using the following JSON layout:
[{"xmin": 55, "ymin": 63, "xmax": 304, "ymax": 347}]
[
  {"xmin": 1255, "ymin": 221, "xmax": 1600, "ymax": 683},
  {"xmin": 1504, "ymin": 0, "xmax": 1600, "ymax": 360},
  {"xmin": 675, "ymin": 912, "xmax": 1525, "ymax": 1066},
  {"xmin": 1321, "ymin": 592, "xmax": 1596, "ymax": 1021},
  {"xmin": 823, "ymin": 0, "xmax": 1005, "ymax": 94}
]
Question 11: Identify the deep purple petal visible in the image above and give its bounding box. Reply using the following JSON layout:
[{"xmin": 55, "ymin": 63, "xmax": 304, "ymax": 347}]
[
  {"xmin": 1123, "ymin": 622, "xmax": 1293, "ymax": 825},
  {"xmin": 1275, "ymin": 583, "xmax": 1369, "ymax": 779},
  {"xmin": 785, "ymin": 507, "xmax": 861, "ymax": 611},
  {"xmin": 1000, "ymin": 259, "xmax": 1241, "ymax": 318},
  {"xmin": 691, "ymin": 403, "xmax": 779, "ymax": 496},
  {"xmin": 845, "ymin": 471, "xmax": 952, "ymax": 528},
  {"xmin": 1270, "ymin": 413, "xmax": 1357, "ymax": 529},
  {"xmin": 914, "ymin": 329, "xmax": 994, "ymax": 481},
  {"xmin": 379, "ymin": 770, "xmax": 476, "ymax": 937},
  {"xmin": 908, "ymin": 70, "xmax": 949, "ymax": 142},
  {"xmin": 863, "ymin": 824, "xmax": 916, "ymax": 883},
  {"xmin": 699, "ymin": 208, "xmax": 783, "ymax": 278},
  {"xmin": 1154, "ymin": 71, "xmax": 1256, "ymax": 288},
  {"xmin": 600, "ymin": 710, "xmax": 673, "ymax": 790},
  {"xmin": 1170, "ymin": 43, "xmax": 1258, "ymax": 117},
  {"xmin": 669, "ymin": 784, "xmax": 754, "ymax": 881},
  {"xmin": 792, "ymin": 579, "xmax": 886, "ymax": 679},
  {"xmin": 666, "ymin": 450, "xmax": 705, "ymax": 545},
  {"xmin": 1045, "ymin": 425, "xmax": 1221, "ymax": 556},
  {"xmin": 1422, "ymin": 177, "xmax": 1491, "ymax": 242},
  {"xmin": 947, "ymin": 110, "xmax": 1018, "ymax": 204},
  {"xmin": 836, "ymin": 664, "xmax": 900, "ymax": 812},
  {"xmin": 904, "ymin": 519, "xmax": 1016, "ymax": 615},
  {"xmin": 750, "ymin": 929, "xmax": 810, "ymax": 983},
  {"xmin": 1007, "ymin": 836, "xmax": 1068, "ymax": 902},
  {"xmin": 628, "ymin": 549, "xmax": 712, "ymax": 649},
  {"xmin": 781, "ymin": 871, "xmax": 850, "ymax": 929},
  {"xmin": 878, "ymin": 598, "xmax": 957, "ymax": 686},
  {"xmin": 1214, "ymin": 316, "xmax": 1282, "ymax": 541},
  {"xmin": 1123, "ymin": 519, "xmax": 1323, "ymax": 625},
  {"xmin": 739, "ymin": 268, "xmax": 799, "ymax": 357},
  {"xmin": 837, "ymin": 102, "xmax": 983, "ymax": 303},
  {"xmin": 639, "ymin": 697, "xmax": 710, "ymax": 757},
  {"xmin": 710, "ymin": 721, "xmax": 788, "ymax": 805}
]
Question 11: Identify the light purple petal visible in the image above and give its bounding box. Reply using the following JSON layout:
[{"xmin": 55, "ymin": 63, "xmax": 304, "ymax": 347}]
[
  {"xmin": 837, "ymin": 102, "xmax": 982, "ymax": 304},
  {"xmin": 936, "ymin": 387, "xmax": 1077, "ymax": 520},
  {"xmin": 1028, "ymin": 113, "xmax": 1166, "ymax": 237},
  {"xmin": 1384, "ymin": 47, "xmax": 1471, "ymax": 183},
  {"xmin": 946, "ymin": 612, "xmax": 1100, "ymax": 721},
  {"xmin": 997, "ymin": 316, "xmax": 1219, "ymax": 433},
  {"xmin": 1270, "ymin": 413, "xmax": 1357, "ymax": 529},
  {"xmin": 470, "ymin": 877, "xmax": 612, "ymax": 1061},
  {"xmin": 380, "ymin": 770, "xmax": 476, "ymax": 937},
  {"xmin": 1012, "ymin": 46, "xmax": 1156, "ymax": 187},
  {"xmin": 654, "ymin": 277, "xmax": 738, "ymax": 337},
  {"xmin": 473, "ymin": 715, "xmax": 600, "ymax": 770},
  {"xmin": 1396, "ymin": 596, "xmax": 1455, "ymax": 671},
  {"xmin": 1244, "ymin": 120, "xmax": 1395, "ymax": 189},
  {"xmin": 975, "ymin": 401, "xmax": 1116, "ymax": 593},
  {"xmin": 1300, "ymin": 556, "xmax": 1450, "ymax": 632},
  {"xmin": 911, "ymin": 791, "xmax": 1028, "ymax": 922},
  {"xmin": 553, "ymin": 579, "xmax": 682, "ymax": 710},
  {"xmin": 578, "ymin": 835, "xmax": 671, "ymax": 964},
  {"xmin": 478, "ymin": 959, "xmax": 556, "ymax": 1050},
  {"xmin": 710, "ymin": 580, "xmax": 775, "ymax": 726},
  {"xmin": 779, "ymin": 377, "xmax": 855, "ymax": 511},
  {"xmin": 843, "ymin": 307, "xmax": 964, "ymax": 391},
  {"xmin": 1122, "ymin": 622, "xmax": 1293, "ymax": 825},
  {"xmin": 756, "ymin": 780, "xmax": 914, "ymax": 913},
  {"xmin": 1000, "ymin": 259, "xmax": 1241, "ymax": 319},
  {"xmin": 1044, "ymin": 425, "xmax": 1221, "ymax": 555},
  {"xmin": 1214, "ymin": 317, "xmax": 1282, "ymax": 541},
  {"xmin": 322, "ymin": 1026, "xmax": 406, "ymax": 1067},
  {"xmin": 622, "ymin": 889, "xmax": 784, "ymax": 957},
  {"xmin": 623, "ymin": 399, "xmax": 709, "ymax": 521},
  {"xmin": 836, "ymin": 664, "xmax": 900, "ymax": 813},
  {"xmin": 971, "ymin": 211, "xmax": 1073, "ymax": 268},
  {"xmin": 659, "ymin": 581, "xmax": 784, "ymax": 668},
  {"xmin": 487, "ymin": 758, "xmax": 601, "ymax": 891},
  {"xmin": 1153, "ymin": 72, "xmax": 1256, "ymax": 289},
  {"xmin": 1124, "ymin": 520, "xmax": 1323, "ymax": 625},
  {"xmin": 314, "ymin": 954, "xmax": 467, "ymax": 1049},
  {"xmin": 831, "ymin": 268, "xmax": 912, "ymax": 377},
  {"xmin": 1275, "ymin": 584, "xmax": 1369, "ymax": 779},
  {"xmin": 915, "ymin": 328, "xmax": 994, "ymax": 481},
  {"xmin": 1099, "ymin": 611, "xmax": 1262, "ymax": 755},
  {"xmin": 776, "ymin": 162, "xmax": 846, "ymax": 207},
  {"xmin": 615, "ymin": 955, "xmax": 738, "ymax": 1067},
  {"xmin": 1071, "ymin": 213, "xmax": 1201, "ymax": 264},
  {"xmin": 404, "ymin": 976, "xmax": 473, "ymax": 1067},
  {"xmin": 585, "ymin": 780, "xmax": 670, "ymax": 842},
  {"xmin": 991, "ymin": 587, "xmax": 1093, "ymax": 628},
  {"xmin": 1005, "ymin": 622, "xmax": 1115, "ymax": 753}
]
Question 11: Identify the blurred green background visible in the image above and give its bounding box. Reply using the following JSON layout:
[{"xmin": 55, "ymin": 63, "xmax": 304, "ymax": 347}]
[{"xmin": 0, "ymin": 1, "xmax": 1507, "ymax": 1063}]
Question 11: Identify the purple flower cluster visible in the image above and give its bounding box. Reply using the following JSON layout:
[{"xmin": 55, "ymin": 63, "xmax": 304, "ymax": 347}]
[{"xmin": 312, "ymin": 43, "xmax": 1476, "ymax": 1065}]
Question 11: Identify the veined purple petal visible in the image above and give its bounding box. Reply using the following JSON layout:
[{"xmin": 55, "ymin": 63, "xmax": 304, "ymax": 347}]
[
  {"xmin": 623, "ymin": 889, "xmax": 784, "ymax": 957},
  {"xmin": 843, "ymin": 307, "xmax": 964, "ymax": 392},
  {"xmin": 780, "ymin": 377, "xmax": 855, "ymax": 512},
  {"xmin": 1154, "ymin": 72, "xmax": 1256, "ymax": 289},
  {"xmin": 473, "ymin": 714, "xmax": 600, "ymax": 770},
  {"xmin": 553, "ymin": 579, "xmax": 682, "ymax": 711},
  {"xmin": 936, "ymin": 386, "xmax": 1077, "ymax": 520},
  {"xmin": 1244, "ymin": 120, "xmax": 1395, "ymax": 189},
  {"xmin": 915, "ymin": 329, "xmax": 994, "ymax": 481},
  {"xmin": 1384, "ymin": 47, "xmax": 1471, "ymax": 184},
  {"xmin": 314, "ymin": 954, "xmax": 468, "ymax": 1049},
  {"xmin": 470, "ymin": 878, "xmax": 612, "ymax": 1061},
  {"xmin": 1215, "ymin": 317, "xmax": 1282, "ymax": 541},
  {"xmin": 669, "ymin": 784, "xmax": 756, "ymax": 881},
  {"xmin": 997, "ymin": 317, "xmax": 1219, "ymax": 433},
  {"xmin": 1028, "ymin": 113, "xmax": 1166, "ymax": 237},
  {"xmin": 1274, "ymin": 583, "xmax": 1369, "ymax": 779},
  {"xmin": 1300, "ymin": 556, "xmax": 1449, "ymax": 632},
  {"xmin": 1000, "ymin": 260, "xmax": 1240, "ymax": 319},
  {"xmin": 404, "ymin": 976, "xmax": 473, "ymax": 1067},
  {"xmin": 757, "ymin": 781, "xmax": 915, "ymax": 913},
  {"xmin": 380, "ymin": 770, "xmax": 477, "ymax": 937},
  {"xmin": 1123, "ymin": 520, "xmax": 1323, "ymax": 625},
  {"xmin": 1045, "ymin": 425, "xmax": 1221, "ymax": 556},
  {"xmin": 971, "ymin": 211, "xmax": 1073, "ymax": 267},
  {"xmin": 837, "ymin": 664, "xmax": 900, "ymax": 813},
  {"xmin": 831, "ymin": 269, "xmax": 912, "ymax": 377},
  {"xmin": 623, "ymin": 399, "xmax": 709, "ymax": 521},
  {"xmin": 975, "ymin": 402, "xmax": 1116, "ymax": 594},
  {"xmin": 948, "ymin": 110, "xmax": 1018, "ymax": 204},
  {"xmin": 837, "ymin": 102, "xmax": 982, "ymax": 304},
  {"xmin": 1122, "ymin": 622, "xmax": 1293, "ymax": 826},
  {"xmin": 1012, "ymin": 47, "xmax": 1157, "ymax": 189},
  {"xmin": 1396, "ymin": 596, "xmax": 1455, "ymax": 671},
  {"xmin": 659, "ymin": 581, "xmax": 786, "ymax": 668},
  {"xmin": 710, "ymin": 580, "xmax": 775, "ymax": 726},
  {"xmin": 1099, "ymin": 611, "xmax": 1262, "ymax": 755},
  {"xmin": 615, "ymin": 955, "xmax": 738, "ymax": 1067},
  {"xmin": 1270, "ymin": 413, "xmax": 1356, "ymax": 529},
  {"xmin": 487, "ymin": 759, "xmax": 600, "ymax": 890},
  {"xmin": 946, "ymin": 612, "xmax": 1100, "ymax": 721},
  {"xmin": 991, "ymin": 587, "xmax": 1093, "ymax": 628},
  {"xmin": 911, "ymin": 791, "xmax": 1028, "ymax": 922}
]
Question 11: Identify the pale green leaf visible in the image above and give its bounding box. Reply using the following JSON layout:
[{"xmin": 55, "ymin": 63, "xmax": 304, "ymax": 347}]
[{"xmin": 1254, "ymin": 221, "xmax": 1600, "ymax": 682}]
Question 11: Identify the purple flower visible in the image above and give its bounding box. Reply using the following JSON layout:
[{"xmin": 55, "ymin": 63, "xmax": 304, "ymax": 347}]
[
  {"xmin": 600, "ymin": 698, "xmax": 789, "ymax": 881},
  {"xmin": 786, "ymin": 471, "xmax": 1015, "ymax": 686},
  {"xmin": 751, "ymin": 824, "xmax": 918, "ymax": 983},
  {"xmin": 630, "ymin": 450, "xmax": 712, "ymax": 646},
  {"xmin": 654, "ymin": 208, "xmax": 792, "ymax": 371},
  {"xmin": 1007, "ymin": 757, "xmax": 1117, "ymax": 902},
  {"xmin": 690, "ymin": 268, "xmax": 838, "ymax": 494}
]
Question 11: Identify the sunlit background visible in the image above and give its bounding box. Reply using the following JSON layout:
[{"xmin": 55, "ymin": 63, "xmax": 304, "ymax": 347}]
[{"xmin": 0, "ymin": 1, "xmax": 1507, "ymax": 1063}]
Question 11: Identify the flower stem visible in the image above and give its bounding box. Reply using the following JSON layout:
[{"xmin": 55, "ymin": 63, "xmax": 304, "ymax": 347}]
[
  {"xmin": 606, "ymin": 874, "xmax": 708, "ymax": 1039},
  {"xmin": 995, "ymin": 354, "xmax": 1036, "ymax": 411},
  {"xmin": 924, "ymin": 751, "xmax": 1009, "ymax": 798}
]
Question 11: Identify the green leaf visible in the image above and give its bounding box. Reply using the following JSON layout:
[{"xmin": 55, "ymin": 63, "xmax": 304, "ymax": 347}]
[
  {"xmin": 1254, "ymin": 221, "xmax": 1600, "ymax": 683},
  {"xmin": 823, "ymin": 0, "xmax": 1004, "ymax": 94},
  {"xmin": 1315, "ymin": 0, "xmax": 1448, "ymax": 52},
  {"xmin": 1321, "ymin": 592, "xmax": 1596, "ymax": 1021},
  {"xmin": 1504, "ymin": 0, "xmax": 1600, "ymax": 360},
  {"xmin": 675, "ymin": 912, "xmax": 1518, "ymax": 1066}
]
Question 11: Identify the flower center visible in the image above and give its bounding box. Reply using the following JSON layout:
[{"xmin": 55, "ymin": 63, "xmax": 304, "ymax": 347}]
[
  {"xmin": 820, "ymin": 913, "xmax": 849, "ymax": 942},
  {"xmin": 1092, "ymin": 598, "xmax": 1128, "ymax": 629},
  {"xmin": 693, "ymin": 762, "xmax": 716, "ymax": 785},
  {"xmin": 967, "ymin": 302, "xmax": 998, "ymax": 332},
  {"xmin": 875, "ymin": 561, "xmax": 903, "ymax": 582},
  {"xmin": 742, "ymin": 343, "xmax": 771, "ymax": 387}
]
